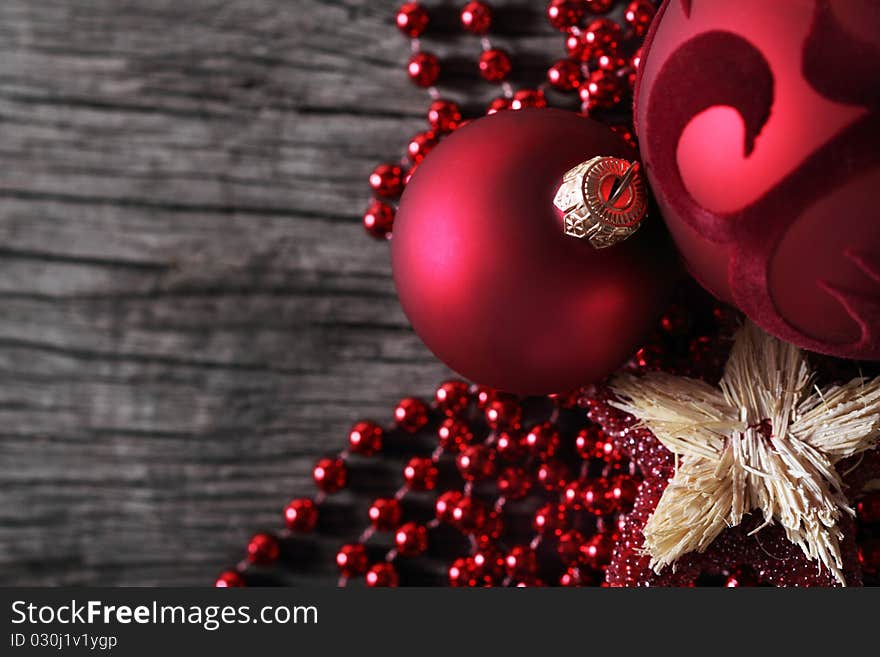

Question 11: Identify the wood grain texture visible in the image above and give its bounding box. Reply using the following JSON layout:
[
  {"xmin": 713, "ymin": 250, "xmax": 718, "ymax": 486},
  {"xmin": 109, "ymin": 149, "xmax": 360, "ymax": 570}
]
[{"xmin": 0, "ymin": 0, "xmax": 561, "ymax": 584}]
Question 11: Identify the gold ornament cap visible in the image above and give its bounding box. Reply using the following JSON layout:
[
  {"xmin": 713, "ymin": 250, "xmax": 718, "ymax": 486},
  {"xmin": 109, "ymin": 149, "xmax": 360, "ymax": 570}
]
[{"xmin": 553, "ymin": 156, "xmax": 647, "ymax": 249}]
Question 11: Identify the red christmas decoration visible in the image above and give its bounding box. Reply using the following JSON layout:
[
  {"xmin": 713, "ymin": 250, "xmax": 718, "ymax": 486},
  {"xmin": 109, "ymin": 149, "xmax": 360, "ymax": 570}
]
[
  {"xmin": 393, "ymin": 109, "xmax": 678, "ymax": 394},
  {"xmin": 636, "ymin": 0, "xmax": 880, "ymax": 361}
]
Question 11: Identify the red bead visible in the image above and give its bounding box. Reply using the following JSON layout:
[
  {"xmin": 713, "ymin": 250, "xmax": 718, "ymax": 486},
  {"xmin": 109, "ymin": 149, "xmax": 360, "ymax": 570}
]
[
  {"xmin": 403, "ymin": 456, "xmax": 438, "ymax": 490},
  {"xmin": 496, "ymin": 465, "xmax": 531, "ymax": 499},
  {"xmin": 597, "ymin": 54, "xmax": 626, "ymax": 71},
  {"xmin": 583, "ymin": 477, "xmax": 616, "ymax": 515},
  {"xmin": 368, "ymin": 497, "xmax": 403, "ymax": 531},
  {"xmin": 437, "ymin": 417, "xmax": 475, "ymax": 452},
  {"xmin": 495, "ymin": 430, "xmax": 526, "ymax": 461},
  {"xmin": 478, "ymin": 48, "xmax": 512, "ymax": 82},
  {"xmin": 336, "ymin": 543, "xmax": 368, "ymax": 577},
  {"xmin": 363, "ymin": 200, "xmax": 394, "ymax": 240},
  {"xmin": 435, "ymin": 379, "xmax": 471, "ymax": 415},
  {"xmin": 461, "ymin": 1, "xmax": 492, "ymax": 34},
  {"xmin": 348, "ymin": 420, "xmax": 384, "ymax": 456},
  {"xmin": 857, "ymin": 491, "xmax": 880, "ymax": 523},
  {"xmin": 396, "ymin": 2, "xmax": 429, "ymax": 38},
  {"xmin": 427, "ymin": 99, "xmax": 463, "ymax": 134},
  {"xmin": 395, "ymin": 522, "xmax": 429, "ymax": 557},
  {"xmin": 313, "ymin": 457, "xmax": 347, "ymax": 493},
  {"xmin": 547, "ymin": 58, "xmax": 583, "ymax": 91},
  {"xmin": 585, "ymin": 0, "xmax": 615, "ymax": 14},
  {"xmin": 579, "ymin": 69, "xmax": 624, "ymax": 110},
  {"xmin": 369, "ymin": 163, "xmax": 404, "ymax": 198},
  {"xmin": 580, "ymin": 533, "xmax": 613, "ymax": 568},
  {"xmin": 575, "ymin": 425, "xmax": 615, "ymax": 460},
  {"xmin": 452, "ymin": 495, "xmax": 488, "ymax": 533},
  {"xmin": 515, "ymin": 577, "xmax": 545, "ymax": 587},
  {"xmin": 484, "ymin": 395, "xmax": 521, "ymax": 429},
  {"xmin": 473, "ymin": 385, "xmax": 496, "ymax": 409},
  {"xmin": 533, "ymin": 503, "xmax": 569, "ymax": 536},
  {"xmin": 394, "ymin": 397, "xmax": 429, "ymax": 432},
  {"xmin": 456, "ymin": 444, "xmax": 496, "ymax": 481},
  {"xmin": 510, "ymin": 89, "xmax": 547, "ymax": 110},
  {"xmin": 562, "ymin": 479, "xmax": 586, "ymax": 508},
  {"xmin": 486, "ymin": 96, "xmax": 512, "ymax": 114},
  {"xmin": 557, "ymin": 529, "xmax": 586, "ymax": 564},
  {"xmin": 560, "ymin": 566, "xmax": 594, "ymax": 587},
  {"xmin": 524, "ymin": 422, "xmax": 560, "ymax": 457},
  {"xmin": 366, "ymin": 562, "xmax": 399, "ymax": 587},
  {"xmin": 284, "ymin": 498, "xmax": 318, "ymax": 532},
  {"xmin": 582, "ymin": 18, "xmax": 622, "ymax": 59},
  {"xmin": 215, "ymin": 570, "xmax": 245, "ymax": 587},
  {"xmin": 546, "ymin": 0, "xmax": 585, "ymax": 31},
  {"xmin": 475, "ymin": 511, "xmax": 503, "ymax": 548},
  {"xmin": 449, "ymin": 557, "xmax": 479, "ymax": 586},
  {"xmin": 624, "ymin": 0, "xmax": 655, "ymax": 37},
  {"xmin": 608, "ymin": 474, "xmax": 639, "ymax": 511},
  {"xmin": 407, "ymin": 130, "xmax": 439, "ymax": 164},
  {"xmin": 246, "ymin": 533, "xmax": 280, "ymax": 565},
  {"xmin": 536, "ymin": 459, "xmax": 571, "ymax": 491},
  {"xmin": 505, "ymin": 545, "xmax": 538, "ymax": 579},
  {"xmin": 473, "ymin": 548, "xmax": 505, "ymax": 582},
  {"xmin": 565, "ymin": 31, "xmax": 588, "ymax": 60},
  {"xmin": 407, "ymin": 51, "xmax": 440, "ymax": 87},
  {"xmin": 435, "ymin": 490, "xmax": 463, "ymax": 523}
]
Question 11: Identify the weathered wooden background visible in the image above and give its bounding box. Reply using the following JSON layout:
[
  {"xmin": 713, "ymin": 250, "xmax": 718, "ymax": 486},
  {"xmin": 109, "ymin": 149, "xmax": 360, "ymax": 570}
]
[{"xmin": 0, "ymin": 0, "xmax": 564, "ymax": 584}]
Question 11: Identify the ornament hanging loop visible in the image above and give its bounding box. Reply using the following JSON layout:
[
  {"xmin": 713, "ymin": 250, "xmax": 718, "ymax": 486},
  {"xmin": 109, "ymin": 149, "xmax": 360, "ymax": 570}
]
[{"xmin": 553, "ymin": 156, "xmax": 647, "ymax": 249}]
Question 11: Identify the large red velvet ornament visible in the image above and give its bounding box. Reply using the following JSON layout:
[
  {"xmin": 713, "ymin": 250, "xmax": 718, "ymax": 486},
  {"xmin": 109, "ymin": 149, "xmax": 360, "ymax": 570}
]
[
  {"xmin": 635, "ymin": 0, "xmax": 880, "ymax": 360},
  {"xmin": 392, "ymin": 109, "xmax": 678, "ymax": 394}
]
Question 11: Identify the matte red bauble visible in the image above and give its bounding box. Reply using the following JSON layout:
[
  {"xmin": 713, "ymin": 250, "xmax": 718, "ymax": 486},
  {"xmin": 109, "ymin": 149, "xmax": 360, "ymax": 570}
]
[
  {"xmin": 392, "ymin": 108, "xmax": 678, "ymax": 394},
  {"xmin": 636, "ymin": 0, "xmax": 880, "ymax": 360}
]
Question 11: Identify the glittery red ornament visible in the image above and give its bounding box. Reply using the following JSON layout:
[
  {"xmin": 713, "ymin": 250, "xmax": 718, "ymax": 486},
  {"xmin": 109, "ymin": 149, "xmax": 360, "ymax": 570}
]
[
  {"xmin": 546, "ymin": 1, "xmax": 585, "ymax": 32},
  {"xmin": 505, "ymin": 545, "xmax": 538, "ymax": 579},
  {"xmin": 435, "ymin": 490, "xmax": 463, "ymax": 523},
  {"xmin": 369, "ymin": 163, "xmax": 404, "ymax": 198},
  {"xmin": 547, "ymin": 58, "xmax": 584, "ymax": 91},
  {"xmin": 403, "ymin": 456, "xmax": 438, "ymax": 490},
  {"xmin": 434, "ymin": 379, "xmax": 470, "ymax": 415},
  {"xmin": 496, "ymin": 465, "xmax": 532, "ymax": 499},
  {"xmin": 524, "ymin": 422, "xmax": 561, "ymax": 457},
  {"xmin": 437, "ymin": 417, "xmax": 474, "ymax": 451},
  {"xmin": 636, "ymin": 0, "xmax": 880, "ymax": 361},
  {"xmin": 456, "ymin": 444, "xmax": 497, "ymax": 481},
  {"xmin": 393, "ymin": 109, "xmax": 678, "ymax": 394}
]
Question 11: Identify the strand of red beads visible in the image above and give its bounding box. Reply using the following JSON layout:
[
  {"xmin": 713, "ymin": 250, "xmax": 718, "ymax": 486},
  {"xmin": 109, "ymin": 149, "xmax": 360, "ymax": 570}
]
[{"xmin": 362, "ymin": 1, "xmax": 656, "ymax": 242}]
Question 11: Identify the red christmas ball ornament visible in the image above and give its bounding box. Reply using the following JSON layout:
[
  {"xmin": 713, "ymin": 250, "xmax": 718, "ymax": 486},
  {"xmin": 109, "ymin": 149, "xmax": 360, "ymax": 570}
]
[
  {"xmin": 635, "ymin": 0, "xmax": 880, "ymax": 360},
  {"xmin": 393, "ymin": 109, "xmax": 678, "ymax": 394}
]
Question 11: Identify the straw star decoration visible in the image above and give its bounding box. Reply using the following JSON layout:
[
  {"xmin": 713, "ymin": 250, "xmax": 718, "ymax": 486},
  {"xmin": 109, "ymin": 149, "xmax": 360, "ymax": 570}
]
[{"xmin": 610, "ymin": 322, "xmax": 880, "ymax": 585}]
